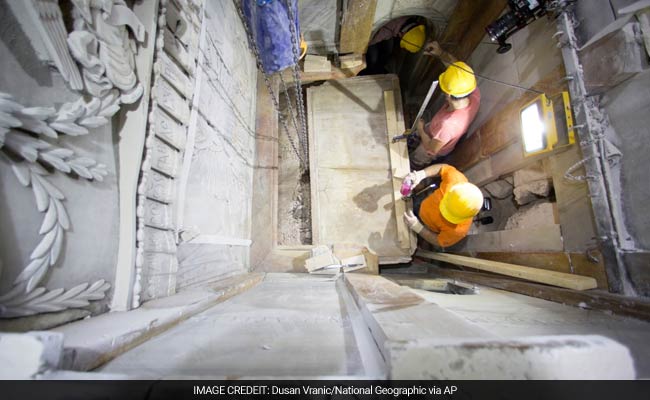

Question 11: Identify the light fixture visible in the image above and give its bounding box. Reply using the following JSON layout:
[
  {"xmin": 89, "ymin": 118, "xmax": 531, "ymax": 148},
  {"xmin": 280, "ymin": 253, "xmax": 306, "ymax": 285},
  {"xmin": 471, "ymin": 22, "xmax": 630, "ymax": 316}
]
[{"xmin": 520, "ymin": 92, "xmax": 575, "ymax": 157}]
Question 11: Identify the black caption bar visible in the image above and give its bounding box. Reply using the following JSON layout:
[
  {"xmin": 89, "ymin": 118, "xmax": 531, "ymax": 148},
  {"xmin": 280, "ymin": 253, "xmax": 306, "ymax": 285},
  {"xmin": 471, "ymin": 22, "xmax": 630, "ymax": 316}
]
[{"xmin": 2, "ymin": 380, "xmax": 649, "ymax": 400}]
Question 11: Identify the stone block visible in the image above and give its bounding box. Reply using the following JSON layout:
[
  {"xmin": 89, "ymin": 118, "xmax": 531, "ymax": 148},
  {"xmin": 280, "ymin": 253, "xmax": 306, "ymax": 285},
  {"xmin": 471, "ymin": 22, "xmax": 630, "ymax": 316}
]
[
  {"xmin": 387, "ymin": 335, "xmax": 635, "ymax": 379},
  {"xmin": 513, "ymin": 179, "xmax": 552, "ymax": 205},
  {"xmin": 581, "ymin": 21, "xmax": 649, "ymax": 94},
  {"xmin": 483, "ymin": 179, "xmax": 513, "ymax": 199},
  {"xmin": 505, "ymin": 201, "xmax": 556, "ymax": 230},
  {"xmin": 513, "ymin": 161, "xmax": 549, "ymax": 187}
]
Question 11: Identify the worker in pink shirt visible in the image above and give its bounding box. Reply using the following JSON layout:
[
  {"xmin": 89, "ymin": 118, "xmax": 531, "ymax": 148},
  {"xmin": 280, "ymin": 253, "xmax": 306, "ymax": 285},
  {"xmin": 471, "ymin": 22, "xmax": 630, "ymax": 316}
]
[{"xmin": 410, "ymin": 41, "xmax": 481, "ymax": 169}]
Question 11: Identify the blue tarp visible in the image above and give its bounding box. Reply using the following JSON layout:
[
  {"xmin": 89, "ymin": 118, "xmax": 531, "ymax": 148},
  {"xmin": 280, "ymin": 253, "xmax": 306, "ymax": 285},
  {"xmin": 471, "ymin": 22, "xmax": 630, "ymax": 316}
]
[{"xmin": 241, "ymin": 0, "xmax": 301, "ymax": 74}]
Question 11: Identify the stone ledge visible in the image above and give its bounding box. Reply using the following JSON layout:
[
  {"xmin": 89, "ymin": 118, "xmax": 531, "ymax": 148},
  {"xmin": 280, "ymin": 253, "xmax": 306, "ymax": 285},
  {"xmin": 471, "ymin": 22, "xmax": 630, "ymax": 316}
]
[
  {"xmin": 53, "ymin": 273, "xmax": 264, "ymax": 371},
  {"xmin": 344, "ymin": 273, "xmax": 635, "ymax": 379},
  {"xmin": 386, "ymin": 335, "xmax": 636, "ymax": 379}
]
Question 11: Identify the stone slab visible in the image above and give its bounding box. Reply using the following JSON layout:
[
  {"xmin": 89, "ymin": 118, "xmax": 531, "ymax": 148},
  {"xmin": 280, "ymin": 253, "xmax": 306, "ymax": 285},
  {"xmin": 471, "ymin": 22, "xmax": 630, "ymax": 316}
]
[
  {"xmin": 53, "ymin": 273, "xmax": 264, "ymax": 371},
  {"xmin": 388, "ymin": 335, "xmax": 635, "ymax": 379}
]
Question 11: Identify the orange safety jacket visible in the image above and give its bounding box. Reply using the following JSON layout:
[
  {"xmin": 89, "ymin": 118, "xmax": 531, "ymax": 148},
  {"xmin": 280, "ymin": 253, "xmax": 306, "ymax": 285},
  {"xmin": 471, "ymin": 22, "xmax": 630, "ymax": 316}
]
[{"xmin": 419, "ymin": 165, "xmax": 473, "ymax": 247}]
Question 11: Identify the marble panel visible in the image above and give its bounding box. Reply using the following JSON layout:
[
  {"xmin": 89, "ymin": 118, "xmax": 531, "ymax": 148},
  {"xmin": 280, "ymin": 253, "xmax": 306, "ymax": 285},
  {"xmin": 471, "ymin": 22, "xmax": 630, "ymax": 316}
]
[
  {"xmin": 143, "ymin": 199, "xmax": 175, "ymax": 230},
  {"xmin": 150, "ymin": 137, "xmax": 180, "ymax": 177},
  {"xmin": 153, "ymin": 106, "xmax": 187, "ymax": 150}
]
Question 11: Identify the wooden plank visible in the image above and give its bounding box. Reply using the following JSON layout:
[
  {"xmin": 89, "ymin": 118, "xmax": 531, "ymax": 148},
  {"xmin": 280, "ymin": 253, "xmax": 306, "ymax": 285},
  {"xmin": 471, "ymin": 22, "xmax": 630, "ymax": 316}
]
[
  {"xmin": 384, "ymin": 90, "xmax": 410, "ymax": 250},
  {"xmin": 417, "ymin": 250, "xmax": 598, "ymax": 290},
  {"xmin": 474, "ymin": 252, "xmax": 609, "ymax": 289},
  {"xmin": 283, "ymin": 58, "xmax": 367, "ymax": 84},
  {"xmin": 439, "ymin": 0, "xmax": 508, "ymax": 61},
  {"xmin": 339, "ymin": 0, "xmax": 378, "ymax": 54},
  {"xmin": 303, "ymin": 55, "xmax": 331, "ymax": 73},
  {"xmin": 425, "ymin": 266, "xmax": 650, "ymax": 322}
]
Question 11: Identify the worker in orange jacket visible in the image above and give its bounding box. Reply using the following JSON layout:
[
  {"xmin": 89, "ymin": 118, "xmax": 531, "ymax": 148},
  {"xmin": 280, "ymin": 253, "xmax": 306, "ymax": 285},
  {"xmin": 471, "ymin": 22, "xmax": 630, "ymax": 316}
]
[
  {"xmin": 410, "ymin": 42, "xmax": 481, "ymax": 169},
  {"xmin": 402, "ymin": 163, "xmax": 483, "ymax": 249}
]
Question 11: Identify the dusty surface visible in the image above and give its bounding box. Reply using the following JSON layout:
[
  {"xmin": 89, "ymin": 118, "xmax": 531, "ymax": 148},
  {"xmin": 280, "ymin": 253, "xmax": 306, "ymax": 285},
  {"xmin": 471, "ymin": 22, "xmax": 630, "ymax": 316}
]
[
  {"xmin": 308, "ymin": 76, "xmax": 412, "ymax": 263},
  {"xmin": 97, "ymin": 273, "xmax": 377, "ymax": 378},
  {"xmin": 277, "ymin": 91, "xmax": 312, "ymax": 245},
  {"xmin": 408, "ymin": 283, "xmax": 650, "ymax": 378}
]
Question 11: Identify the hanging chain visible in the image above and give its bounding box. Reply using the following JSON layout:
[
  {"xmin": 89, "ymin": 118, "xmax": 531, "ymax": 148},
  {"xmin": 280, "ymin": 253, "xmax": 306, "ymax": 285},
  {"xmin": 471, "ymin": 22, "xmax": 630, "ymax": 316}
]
[
  {"xmin": 233, "ymin": 0, "xmax": 306, "ymax": 168},
  {"xmin": 278, "ymin": 70, "xmax": 303, "ymax": 161},
  {"xmin": 284, "ymin": 0, "xmax": 309, "ymax": 166}
]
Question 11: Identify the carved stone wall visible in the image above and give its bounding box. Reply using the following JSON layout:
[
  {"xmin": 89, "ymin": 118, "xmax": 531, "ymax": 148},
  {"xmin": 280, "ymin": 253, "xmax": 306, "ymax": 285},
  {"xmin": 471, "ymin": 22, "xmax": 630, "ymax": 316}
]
[
  {"xmin": 174, "ymin": 0, "xmax": 258, "ymax": 289},
  {"xmin": 134, "ymin": 0, "xmax": 202, "ymax": 306},
  {"xmin": 0, "ymin": 0, "xmax": 149, "ymax": 323}
]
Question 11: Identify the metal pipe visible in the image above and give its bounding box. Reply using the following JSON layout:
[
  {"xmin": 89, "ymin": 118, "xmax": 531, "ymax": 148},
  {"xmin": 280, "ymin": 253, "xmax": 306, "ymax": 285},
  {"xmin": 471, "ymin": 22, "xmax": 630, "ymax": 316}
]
[{"xmin": 556, "ymin": 11, "xmax": 635, "ymax": 295}]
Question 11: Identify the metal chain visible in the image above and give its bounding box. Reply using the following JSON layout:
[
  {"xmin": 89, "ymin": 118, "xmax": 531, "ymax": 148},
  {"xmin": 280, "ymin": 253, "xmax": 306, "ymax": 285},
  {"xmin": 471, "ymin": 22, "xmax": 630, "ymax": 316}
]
[
  {"xmin": 233, "ymin": 0, "xmax": 306, "ymax": 168},
  {"xmin": 278, "ymin": 70, "xmax": 303, "ymax": 161},
  {"xmin": 284, "ymin": 0, "xmax": 309, "ymax": 165}
]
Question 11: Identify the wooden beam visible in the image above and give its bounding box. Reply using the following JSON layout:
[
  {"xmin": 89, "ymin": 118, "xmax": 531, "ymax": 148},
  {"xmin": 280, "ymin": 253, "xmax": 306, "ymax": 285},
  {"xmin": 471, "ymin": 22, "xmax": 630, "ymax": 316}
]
[
  {"xmin": 439, "ymin": 0, "xmax": 508, "ymax": 61},
  {"xmin": 339, "ymin": 0, "xmax": 378, "ymax": 54},
  {"xmin": 282, "ymin": 58, "xmax": 367, "ymax": 84},
  {"xmin": 423, "ymin": 266, "xmax": 650, "ymax": 322},
  {"xmin": 384, "ymin": 90, "xmax": 414, "ymax": 250},
  {"xmin": 474, "ymin": 251, "xmax": 609, "ymax": 289},
  {"xmin": 417, "ymin": 250, "xmax": 598, "ymax": 290}
]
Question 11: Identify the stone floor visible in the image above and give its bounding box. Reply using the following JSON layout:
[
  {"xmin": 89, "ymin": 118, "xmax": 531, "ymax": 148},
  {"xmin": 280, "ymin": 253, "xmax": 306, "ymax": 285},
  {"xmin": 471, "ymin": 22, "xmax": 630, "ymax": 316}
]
[
  {"xmin": 98, "ymin": 273, "xmax": 381, "ymax": 378},
  {"xmin": 406, "ymin": 283, "xmax": 650, "ymax": 378}
]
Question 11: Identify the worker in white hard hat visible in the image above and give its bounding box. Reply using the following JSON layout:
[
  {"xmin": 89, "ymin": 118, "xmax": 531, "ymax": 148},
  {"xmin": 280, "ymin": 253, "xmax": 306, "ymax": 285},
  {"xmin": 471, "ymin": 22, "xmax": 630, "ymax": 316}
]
[
  {"xmin": 402, "ymin": 163, "xmax": 483, "ymax": 249},
  {"xmin": 409, "ymin": 41, "xmax": 481, "ymax": 169},
  {"xmin": 361, "ymin": 17, "xmax": 427, "ymax": 75}
]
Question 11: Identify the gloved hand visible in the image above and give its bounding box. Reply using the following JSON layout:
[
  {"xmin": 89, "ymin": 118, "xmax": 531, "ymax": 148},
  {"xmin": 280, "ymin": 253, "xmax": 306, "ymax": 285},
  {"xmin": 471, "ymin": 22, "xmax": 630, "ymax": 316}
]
[
  {"xmin": 403, "ymin": 210, "xmax": 424, "ymax": 234},
  {"xmin": 423, "ymin": 41, "xmax": 443, "ymax": 57},
  {"xmin": 405, "ymin": 169, "xmax": 427, "ymax": 188}
]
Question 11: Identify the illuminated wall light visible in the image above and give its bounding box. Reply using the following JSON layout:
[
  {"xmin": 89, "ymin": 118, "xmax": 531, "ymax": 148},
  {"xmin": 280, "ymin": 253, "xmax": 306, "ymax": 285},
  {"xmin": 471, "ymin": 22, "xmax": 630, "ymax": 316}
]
[
  {"xmin": 519, "ymin": 92, "xmax": 575, "ymax": 157},
  {"xmin": 521, "ymin": 102, "xmax": 545, "ymax": 153}
]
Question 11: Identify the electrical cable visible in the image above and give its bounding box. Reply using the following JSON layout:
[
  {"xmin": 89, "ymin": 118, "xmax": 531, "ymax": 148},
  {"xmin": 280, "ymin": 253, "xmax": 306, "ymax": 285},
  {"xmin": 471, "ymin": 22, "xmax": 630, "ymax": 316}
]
[{"xmin": 377, "ymin": 22, "xmax": 545, "ymax": 96}]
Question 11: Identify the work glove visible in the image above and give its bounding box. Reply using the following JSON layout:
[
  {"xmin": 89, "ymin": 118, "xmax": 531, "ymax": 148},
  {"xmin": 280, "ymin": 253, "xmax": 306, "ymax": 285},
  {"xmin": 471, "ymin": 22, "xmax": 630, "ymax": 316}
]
[
  {"xmin": 423, "ymin": 41, "xmax": 443, "ymax": 57},
  {"xmin": 405, "ymin": 169, "xmax": 427, "ymax": 188},
  {"xmin": 403, "ymin": 210, "xmax": 424, "ymax": 234}
]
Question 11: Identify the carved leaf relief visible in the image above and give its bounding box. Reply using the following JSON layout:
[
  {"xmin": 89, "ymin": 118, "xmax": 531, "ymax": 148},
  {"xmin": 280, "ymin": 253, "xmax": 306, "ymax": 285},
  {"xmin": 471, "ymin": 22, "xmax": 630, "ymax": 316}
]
[{"xmin": 0, "ymin": 0, "xmax": 147, "ymax": 317}]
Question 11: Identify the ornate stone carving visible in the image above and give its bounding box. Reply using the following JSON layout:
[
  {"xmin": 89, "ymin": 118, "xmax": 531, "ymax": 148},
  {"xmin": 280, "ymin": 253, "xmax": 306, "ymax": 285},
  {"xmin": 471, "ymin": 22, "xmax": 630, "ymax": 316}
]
[
  {"xmin": 153, "ymin": 106, "xmax": 186, "ymax": 150},
  {"xmin": 133, "ymin": 0, "xmax": 203, "ymax": 308},
  {"xmin": 0, "ymin": 0, "xmax": 146, "ymax": 318},
  {"xmin": 142, "ymin": 227, "xmax": 177, "ymax": 254},
  {"xmin": 140, "ymin": 169, "xmax": 176, "ymax": 204},
  {"xmin": 155, "ymin": 79, "xmax": 190, "ymax": 124},
  {"xmin": 158, "ymin": 52, "xmax": 193, "ymax": 100},
  {"xmin": 141, "ymin": 199, "xmax": 175, "ymax": 230},
  {"xmin": 149, "ymin": 136, "xmax": 180, "ymax": 177},
  {"xmin": 141, "ymin": 252, "xmax": 178, "ymax": 300},
  {"xmin": 25, "ymin": 0, "xmax": 84, "ymax": 90},
  {"xmin": 68, "ymin": 0, "xmax": 145, "ymax": 103}
]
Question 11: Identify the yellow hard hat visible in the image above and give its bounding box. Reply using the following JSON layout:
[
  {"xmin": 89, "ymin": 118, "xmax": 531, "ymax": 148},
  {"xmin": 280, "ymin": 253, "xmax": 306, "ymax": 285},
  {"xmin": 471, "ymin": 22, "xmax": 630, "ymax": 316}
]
[
  {"xmin": 439, "ymin": 61, "xmax": 477, "ymax": 97},
  {"xmin": 439, "ymin": 182, "xmax": 483, "ymax": 224},
  {"xmin": 300, "ymin": 35, "xmax": 308, "ymax": 60},
  {"xmin": 400, "ymin": 24, "xmax": 426, "ymax": 53}
]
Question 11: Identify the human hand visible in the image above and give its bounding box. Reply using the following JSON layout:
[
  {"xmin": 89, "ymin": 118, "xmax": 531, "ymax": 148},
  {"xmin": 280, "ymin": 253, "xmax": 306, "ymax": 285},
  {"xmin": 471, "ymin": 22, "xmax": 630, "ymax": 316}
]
[
  {"xmin": 423, "ymin": 41, "xmax": 443, "ymax": 57},
  {"xmin": 403, "ymin": 210, "xmax": 424, "ymax": 233},
  {"xmin": 416, "ymin": 118, "xmax": 425, "ymax": 131},
  {"xmin": 405, "ymin": 169, "xmax": 427, "ymax": 188}
]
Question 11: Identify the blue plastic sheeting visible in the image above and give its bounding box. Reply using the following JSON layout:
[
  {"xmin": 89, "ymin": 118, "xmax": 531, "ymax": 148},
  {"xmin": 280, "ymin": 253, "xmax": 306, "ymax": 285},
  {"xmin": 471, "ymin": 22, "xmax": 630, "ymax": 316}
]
[{"xmin": 241, "ymin": 0, "xmax": 301, "ymax": 74}]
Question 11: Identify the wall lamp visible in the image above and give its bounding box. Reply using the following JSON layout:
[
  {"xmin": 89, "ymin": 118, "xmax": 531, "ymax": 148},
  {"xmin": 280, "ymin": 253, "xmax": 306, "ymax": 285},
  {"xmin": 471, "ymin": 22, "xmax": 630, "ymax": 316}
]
[{"xmin": 520, "ymin": 92, "xmax": 576, "ymax": 157}]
